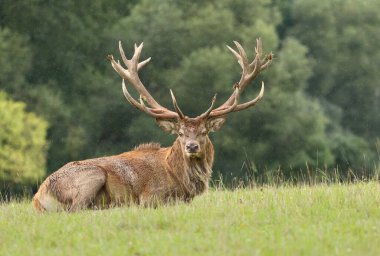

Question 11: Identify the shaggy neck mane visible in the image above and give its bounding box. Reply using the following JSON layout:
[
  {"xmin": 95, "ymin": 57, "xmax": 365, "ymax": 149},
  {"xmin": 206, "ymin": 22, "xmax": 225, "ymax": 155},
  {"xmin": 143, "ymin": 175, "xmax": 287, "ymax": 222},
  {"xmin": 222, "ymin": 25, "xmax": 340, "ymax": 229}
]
[{"xmin": 167, "ymin": 137, "xmax": 214, "ymax": 199}]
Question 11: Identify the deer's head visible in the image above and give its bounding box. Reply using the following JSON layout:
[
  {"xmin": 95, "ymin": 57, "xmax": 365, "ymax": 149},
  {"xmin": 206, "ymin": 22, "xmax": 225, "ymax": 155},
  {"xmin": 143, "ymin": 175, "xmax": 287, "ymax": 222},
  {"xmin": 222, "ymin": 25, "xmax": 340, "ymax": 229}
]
[
  {"xmin": 156, "ymin": 116, "xmax": 225, "ymax": 158},
  {"xmin": 108, "ymin": 39, "xmax": 272, "ymax": 159}
]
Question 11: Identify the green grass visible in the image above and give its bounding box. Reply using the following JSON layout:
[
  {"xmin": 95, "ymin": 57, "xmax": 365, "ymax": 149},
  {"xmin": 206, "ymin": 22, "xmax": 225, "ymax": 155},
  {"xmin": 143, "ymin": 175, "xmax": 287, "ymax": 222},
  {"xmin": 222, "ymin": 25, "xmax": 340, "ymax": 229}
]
[{"xmin": 1, "ymin": 182, "xmax": 380, "ymax": 256}]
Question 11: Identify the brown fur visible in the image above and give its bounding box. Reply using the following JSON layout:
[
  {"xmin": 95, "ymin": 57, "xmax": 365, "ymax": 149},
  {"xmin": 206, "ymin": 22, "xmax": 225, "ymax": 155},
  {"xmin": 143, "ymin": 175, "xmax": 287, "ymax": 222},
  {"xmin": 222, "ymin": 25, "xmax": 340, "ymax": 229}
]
[
  {"xmin": 33, "ymin": 117, "xmax": 217, "ymax": 212},
  {"xmin": 32, "ymin": 196, "xmax": 45, "ymax": 212},
  {"xmin": 134, "ymin": 143, "xmax": 161, "ymax": 151}
]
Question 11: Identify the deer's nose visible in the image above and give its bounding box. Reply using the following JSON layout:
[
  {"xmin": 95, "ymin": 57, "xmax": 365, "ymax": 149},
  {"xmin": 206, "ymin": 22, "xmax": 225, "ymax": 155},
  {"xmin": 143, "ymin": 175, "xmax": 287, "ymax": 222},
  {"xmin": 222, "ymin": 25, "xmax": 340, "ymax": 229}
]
[{"xmin": 186, "ymin": 143, "xmax": 199, "ymax": 153}]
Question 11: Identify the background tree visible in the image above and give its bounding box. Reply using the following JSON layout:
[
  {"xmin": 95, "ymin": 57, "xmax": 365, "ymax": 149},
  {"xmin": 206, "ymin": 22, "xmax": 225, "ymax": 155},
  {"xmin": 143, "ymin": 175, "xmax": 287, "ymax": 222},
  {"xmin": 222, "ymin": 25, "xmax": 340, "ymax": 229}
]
[
  {"xmin": 0, "ymin": 0, "xmax": 378, "ymax": 191},
  {"xmin": 278, "ymin": 0, "xmax": 378, "ymax": 173},
  {"xmin": 0, "ymin": 92, "xmax": 48, "ymax": 189}
]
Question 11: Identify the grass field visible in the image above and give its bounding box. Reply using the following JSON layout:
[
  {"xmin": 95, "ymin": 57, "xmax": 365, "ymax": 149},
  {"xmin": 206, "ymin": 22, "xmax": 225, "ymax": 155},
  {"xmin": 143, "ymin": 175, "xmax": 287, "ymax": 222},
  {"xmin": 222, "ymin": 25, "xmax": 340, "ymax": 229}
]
[{"xmin": 1, "ymin": 182, "xmax": 379, "ymax": 256}]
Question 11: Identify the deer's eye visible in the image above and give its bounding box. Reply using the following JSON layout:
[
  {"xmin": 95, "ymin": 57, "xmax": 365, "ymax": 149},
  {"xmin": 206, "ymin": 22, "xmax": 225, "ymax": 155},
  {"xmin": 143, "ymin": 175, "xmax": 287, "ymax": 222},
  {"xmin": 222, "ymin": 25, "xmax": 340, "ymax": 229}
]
[
  {"xmin": 201, "ymin": 130, "xmax": 207, "ymax": 136},
  {"xmin": 178, "ymin": 131, "xmax": 184, "ymax": 137}
]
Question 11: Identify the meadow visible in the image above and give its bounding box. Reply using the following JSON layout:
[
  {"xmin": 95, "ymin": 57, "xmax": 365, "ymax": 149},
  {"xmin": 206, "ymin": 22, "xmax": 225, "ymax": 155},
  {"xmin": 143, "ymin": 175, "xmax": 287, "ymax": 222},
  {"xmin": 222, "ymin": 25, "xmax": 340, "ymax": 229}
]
[{"xmin": 1, "ymin": 182, "xmax": 379, "ymax": 256}]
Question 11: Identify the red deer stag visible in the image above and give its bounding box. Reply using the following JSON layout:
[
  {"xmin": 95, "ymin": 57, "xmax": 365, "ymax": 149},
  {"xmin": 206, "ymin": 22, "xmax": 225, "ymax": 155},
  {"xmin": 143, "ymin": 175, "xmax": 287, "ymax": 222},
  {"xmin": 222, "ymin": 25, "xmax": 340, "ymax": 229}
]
[{"xmin": 33, "ymin": 38, "xmax": 273, "ymax": 212}]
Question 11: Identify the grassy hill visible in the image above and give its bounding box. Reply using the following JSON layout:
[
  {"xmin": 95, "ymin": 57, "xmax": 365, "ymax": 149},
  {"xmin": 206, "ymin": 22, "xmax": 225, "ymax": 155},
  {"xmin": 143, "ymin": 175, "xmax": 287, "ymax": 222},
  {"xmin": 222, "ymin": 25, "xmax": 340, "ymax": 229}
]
[{"xmin": 1, "ymin": 182, "xmax": 379, "ymax": 255}]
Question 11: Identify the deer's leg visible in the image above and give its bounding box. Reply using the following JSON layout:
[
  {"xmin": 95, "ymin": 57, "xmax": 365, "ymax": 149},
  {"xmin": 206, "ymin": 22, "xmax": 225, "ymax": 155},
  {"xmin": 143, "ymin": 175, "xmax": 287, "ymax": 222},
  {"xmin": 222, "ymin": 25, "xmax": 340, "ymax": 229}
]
[{"xmin": 68, "ymin": 167, "xmax": 106, "ymax": 212}]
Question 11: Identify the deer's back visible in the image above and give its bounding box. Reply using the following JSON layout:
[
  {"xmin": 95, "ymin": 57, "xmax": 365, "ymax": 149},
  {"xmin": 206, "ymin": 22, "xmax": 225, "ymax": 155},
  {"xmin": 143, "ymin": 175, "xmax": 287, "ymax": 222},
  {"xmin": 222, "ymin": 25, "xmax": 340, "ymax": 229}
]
[{"xmin": 35, "ymin": 145, "xmax": 172, "ymax": 210}]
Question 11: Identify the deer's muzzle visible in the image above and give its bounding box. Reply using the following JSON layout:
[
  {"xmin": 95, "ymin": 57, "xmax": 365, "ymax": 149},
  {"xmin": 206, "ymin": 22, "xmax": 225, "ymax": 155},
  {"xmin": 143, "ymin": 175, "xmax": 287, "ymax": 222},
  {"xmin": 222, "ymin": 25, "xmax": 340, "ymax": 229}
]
[{"xmin": 185, "ymin": 142, "xmax": 200, "ymax": 154}]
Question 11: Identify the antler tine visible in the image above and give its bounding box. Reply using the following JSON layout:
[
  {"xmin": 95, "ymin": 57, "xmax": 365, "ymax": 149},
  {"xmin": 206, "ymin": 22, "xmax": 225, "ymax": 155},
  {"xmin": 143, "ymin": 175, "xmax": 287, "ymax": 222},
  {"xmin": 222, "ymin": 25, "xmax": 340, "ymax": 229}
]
[
  {"xmin": 234, "ymin": 41, "xmax": 249, "ymax": 68},
  {"xmin": 119, "ymin": 41, "xmax": 151, "ymax": 71},
  {"xmin": 232, "ymin": 82, "xmax": 264, "ymax": 112},
  {"xmin": 122, "ymin": 80, "xmax": 177, "ymax": 119},
  {"xmin": 122, "ymin": 79, "xmax": 148, "ymax": 112},
  {"xmin": 119, "ymin": 41, "xmax": 130, "ymax": 67},
  {"xmin": 199, "ymin": 93, "xmax": 217, "ymax": 119},
  {"xmin": 255, "ymin": 38, "xmax": 262, "ymax": 57},
  {"xmin": 209, "ymin": 83, "xmax": 264, "ymax": 117},
  {"xmin": 170, "ymin": 89, "xmax": 186, "ymax": 119},
  {"xmin": 107, "ymin": 56, "xmax": 127, "ymax": 79},
  {"xmin": 227, "ymin": 45, "xmax": 243, "ymax": 69},
  {"xmin": 226, "ymin": 45, "xmax": 240, "ymax": 60},
  {"xmin": 132, "ymin": 43, "xmax": 143, "ymax": 66},
  {"xmin": 209, "ymin": 38, "xmax": 271, "ymax": 118},
  {"xmin": 137, "ymin": 57, "xmax": 151, "ymax": 71},
  {"xmin": 260, "ymin": 52, "xmax": 273, "ymax": 71},
  {"xmin": 122, "ymin": 79, "xmax": 151, "ymax": 113},
  {"xmin": 209, "ymin": 88, "xmax": 240, "ymax": 117},
  {"xmin": 252, "ymin": 38, "xmax": 273, "ymax": 71}
]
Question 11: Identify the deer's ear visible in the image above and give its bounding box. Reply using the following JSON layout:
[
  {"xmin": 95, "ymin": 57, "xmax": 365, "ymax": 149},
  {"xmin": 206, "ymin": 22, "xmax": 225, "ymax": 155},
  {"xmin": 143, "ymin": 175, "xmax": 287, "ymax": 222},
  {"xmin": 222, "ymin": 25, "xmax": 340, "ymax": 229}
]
[
  {"xmin": 207, "ymin": 117, "xmax": 226, "ymax": 132},
  {"xmin": 156, "ymin": 119, "xmax": 178, "ymax": 134}
]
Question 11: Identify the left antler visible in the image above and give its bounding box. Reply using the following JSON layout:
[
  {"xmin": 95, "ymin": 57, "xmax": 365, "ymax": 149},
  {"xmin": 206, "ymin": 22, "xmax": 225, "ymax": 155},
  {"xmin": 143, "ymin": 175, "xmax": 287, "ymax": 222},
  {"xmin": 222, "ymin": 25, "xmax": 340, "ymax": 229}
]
[{"xmin": 108, "ymin": 42, "xmax": 182, "ymax": 119}]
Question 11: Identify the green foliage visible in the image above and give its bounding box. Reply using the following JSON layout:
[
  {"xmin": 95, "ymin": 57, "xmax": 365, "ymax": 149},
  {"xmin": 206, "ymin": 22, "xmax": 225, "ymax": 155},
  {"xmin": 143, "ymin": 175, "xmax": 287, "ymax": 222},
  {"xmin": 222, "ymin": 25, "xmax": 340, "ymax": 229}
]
[
  {"xmin": 330, "ymin": 129, "xmax": 374, "ymax": 173},
  {"xmin": 0, "ymin": 92, "xmax": 48, "ymax": 183},
  {"xmin": 0, "ymin": 0, "xmax": 378, "ymax": 185},
  {"xmin": 284, "ymin": 0, "xmax": 338, "ymax": 96},
  {"xmin": 0, "ymin": 27, "xmax": 31, "ymax": 95},
  {"xmin": 245, "ymin": 91, "xmax": 334, "ymax": 171},
  {"xmin": 270, "ymin": 37, "xmax": 313, "ymax": 92},
  {"xmin": 283, "ymin": 0, "xmax": 380, "ymax": 141}
]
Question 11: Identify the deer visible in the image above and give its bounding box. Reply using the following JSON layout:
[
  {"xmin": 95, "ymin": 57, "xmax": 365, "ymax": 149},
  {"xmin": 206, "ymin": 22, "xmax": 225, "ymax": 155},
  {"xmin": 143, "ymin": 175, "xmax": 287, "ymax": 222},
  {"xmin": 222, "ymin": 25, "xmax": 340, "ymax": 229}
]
[{"xmin": 32, "ymin": 38, "xmax": 273, "ymax": 212}]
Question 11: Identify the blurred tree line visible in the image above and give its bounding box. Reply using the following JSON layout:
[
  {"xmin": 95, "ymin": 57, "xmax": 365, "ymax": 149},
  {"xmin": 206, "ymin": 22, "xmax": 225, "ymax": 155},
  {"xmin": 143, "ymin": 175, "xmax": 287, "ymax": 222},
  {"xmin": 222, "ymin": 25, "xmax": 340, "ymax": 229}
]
[{"xmin": 0, "ymin": 0, "xmax": 379, "ymax": 191}]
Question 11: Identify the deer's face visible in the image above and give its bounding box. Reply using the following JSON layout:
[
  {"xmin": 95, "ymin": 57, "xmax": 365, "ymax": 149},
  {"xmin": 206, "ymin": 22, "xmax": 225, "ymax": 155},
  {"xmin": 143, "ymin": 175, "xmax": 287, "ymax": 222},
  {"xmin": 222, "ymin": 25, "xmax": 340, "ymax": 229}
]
[{"xmin": 156, "ymin": 117, "xmax": 225, "ymax": 158}]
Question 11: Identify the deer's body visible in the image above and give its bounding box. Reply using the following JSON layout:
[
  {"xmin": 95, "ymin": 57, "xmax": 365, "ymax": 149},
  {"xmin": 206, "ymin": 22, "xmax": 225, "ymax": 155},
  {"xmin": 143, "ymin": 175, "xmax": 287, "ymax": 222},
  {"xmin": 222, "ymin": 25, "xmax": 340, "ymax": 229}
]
[
  {"xmin": 33, "ymin": 138, "xmax": 214, "ymax": 211},
  {"xmin": 33, "ymin": 38, "xmax": 272, "ymax": 212}
]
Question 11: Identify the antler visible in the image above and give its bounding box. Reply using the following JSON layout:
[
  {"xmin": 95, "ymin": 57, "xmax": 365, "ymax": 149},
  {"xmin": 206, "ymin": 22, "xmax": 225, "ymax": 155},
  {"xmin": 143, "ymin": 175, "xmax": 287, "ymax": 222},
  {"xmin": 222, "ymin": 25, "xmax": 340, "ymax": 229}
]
[
  {"xmin": 108, "ymin": 39, "xmax": 272, "ymax": 120},
  {"xmin": 108, "ymin": 42, "xmax": 181, "ymax": 119},
  {"xmin": 206, "ymin": 38, "xmax": 273, "ymax": 118}
]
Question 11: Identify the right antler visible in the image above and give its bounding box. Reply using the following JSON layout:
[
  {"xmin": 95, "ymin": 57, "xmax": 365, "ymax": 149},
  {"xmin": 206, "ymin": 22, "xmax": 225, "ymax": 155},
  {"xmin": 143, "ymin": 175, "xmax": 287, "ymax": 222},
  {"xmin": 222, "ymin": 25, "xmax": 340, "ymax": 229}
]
[
  {"xmin": 108, "ymin": 42, "xmax": 182, "ymax": 119},
  {"xmin": 205, "ymin": 38, "xmax": 273, "ymax": 118}
]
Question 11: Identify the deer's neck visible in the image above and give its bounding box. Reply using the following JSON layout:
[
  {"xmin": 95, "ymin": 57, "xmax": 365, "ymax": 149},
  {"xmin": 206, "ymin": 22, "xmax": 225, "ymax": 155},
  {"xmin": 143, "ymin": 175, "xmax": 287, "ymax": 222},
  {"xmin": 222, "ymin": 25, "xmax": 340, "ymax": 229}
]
[{"xmin": 167, "ymin": 137, "xmax": 214, "ymax": 198}]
